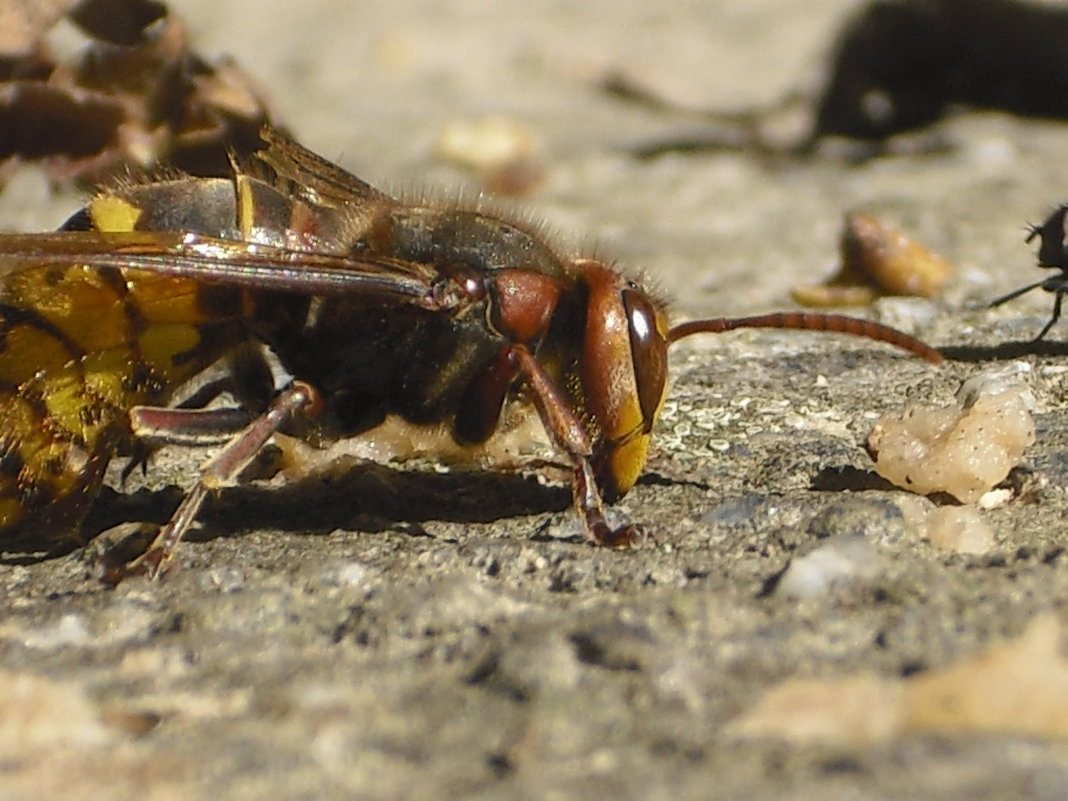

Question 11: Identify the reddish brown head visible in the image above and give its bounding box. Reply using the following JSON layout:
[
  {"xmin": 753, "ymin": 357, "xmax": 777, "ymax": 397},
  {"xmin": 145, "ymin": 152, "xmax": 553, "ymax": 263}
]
[
  {"xmin": 574, "ymin": 260, "xmax": 670, "ymax": 501},
  {"xmin": 575, "ymin": 266, "xmax": 942, "ymax": 502}
]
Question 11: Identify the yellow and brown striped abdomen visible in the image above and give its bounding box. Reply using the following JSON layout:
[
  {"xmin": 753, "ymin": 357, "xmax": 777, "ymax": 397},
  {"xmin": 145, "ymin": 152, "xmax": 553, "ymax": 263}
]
[
  {"xmin": 0, "ymin": 164, "xmax": 357, "ymax": 544},
  {"xmin": 0, "ymin": 259, "xmax": 252, "ymax": 542},
  {"xmin": 0, "ymin": 175, "xmax": 281, "ymax": 543}
]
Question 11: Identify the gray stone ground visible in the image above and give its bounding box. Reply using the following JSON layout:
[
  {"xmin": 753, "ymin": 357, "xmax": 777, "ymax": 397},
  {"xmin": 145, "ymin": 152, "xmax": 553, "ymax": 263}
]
[{"xmin": 6, "ymin": 0, "xmax": 1068, "ymax": 799}]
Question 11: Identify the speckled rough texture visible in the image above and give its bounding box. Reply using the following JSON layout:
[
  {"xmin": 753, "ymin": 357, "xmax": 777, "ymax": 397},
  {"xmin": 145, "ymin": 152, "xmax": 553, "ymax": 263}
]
[{"xmin": 5, "ymin": 1, "xmax": 1068, "ymax": 799}]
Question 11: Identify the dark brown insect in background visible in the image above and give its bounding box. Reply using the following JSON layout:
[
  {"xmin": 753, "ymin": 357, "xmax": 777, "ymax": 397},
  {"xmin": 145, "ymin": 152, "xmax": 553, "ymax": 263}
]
[
  {"xmin": 989, "ymin": 204, "xmax": 1068, "ymax": 341},
  {"xmin": 0, "ymin": 129, "xmax": 942, "ymax": 578}
]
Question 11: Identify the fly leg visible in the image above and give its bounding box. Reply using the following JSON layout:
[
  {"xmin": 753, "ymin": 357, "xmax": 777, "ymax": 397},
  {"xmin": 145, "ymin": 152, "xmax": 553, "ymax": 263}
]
[
  {"xmin": 106, "ymin": 380, "xmax": 322, "ymax": 582},
  {"xmin": 1034, "ymin": 289, "xmax": 1063, "ymax": 342},
  {"xmin": 988, "ymin": 277, "xmax": 1048, "ymax": 309},
  {"xmin": 1034, "ymin": 282, "xmax": 1067, "ymax": 342},
  {"xmin": 989, "ymin": 275, "xmax": 1068, "ymax": 342},
  {"xmin": 511, "ymin": 345, "xmax": 643, "ymax": 548}
]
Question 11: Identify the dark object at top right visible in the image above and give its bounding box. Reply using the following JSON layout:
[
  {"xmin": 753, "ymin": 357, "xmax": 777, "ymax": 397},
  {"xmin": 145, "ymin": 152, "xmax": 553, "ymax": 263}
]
[{"xmin": 989, "ymin": 205, "xmax": 1068, "ymax": 342}]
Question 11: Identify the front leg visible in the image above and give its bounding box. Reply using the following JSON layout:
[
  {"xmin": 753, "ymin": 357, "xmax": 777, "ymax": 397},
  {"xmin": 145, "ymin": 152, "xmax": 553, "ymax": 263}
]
[{"xmin": 510, "ymin": 345, "xmax": 642, "ymax": 548}]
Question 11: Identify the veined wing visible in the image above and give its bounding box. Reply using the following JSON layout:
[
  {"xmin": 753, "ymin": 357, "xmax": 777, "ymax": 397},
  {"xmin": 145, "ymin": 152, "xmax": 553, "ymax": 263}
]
[
  {"xmin": 0, "ymin": 230, "xmax": 457, "ymax": 310},
  {"xmin": 253, "ymin": 127, "xmax": 394, "ymax": 207}
]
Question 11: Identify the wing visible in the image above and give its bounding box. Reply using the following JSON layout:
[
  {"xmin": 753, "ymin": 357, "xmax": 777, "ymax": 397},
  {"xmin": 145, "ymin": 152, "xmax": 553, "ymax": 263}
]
[
  {"xmin": 0, "ymin": 230, "xmax": 460, "ymax": 311},
  {"xmin": 252, "ymin": 127, "xmax": 395, "ymax": 208}
]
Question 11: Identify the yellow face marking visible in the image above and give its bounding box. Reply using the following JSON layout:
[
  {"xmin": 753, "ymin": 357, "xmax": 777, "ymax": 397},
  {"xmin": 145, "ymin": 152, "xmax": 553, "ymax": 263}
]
[
  {"xmin": 89, "ymin": 196, "xmax": 143, "ymax": 232},
  {"xmin": 609, "ymin": 433, "xmax": 650, "ymax": 497}
]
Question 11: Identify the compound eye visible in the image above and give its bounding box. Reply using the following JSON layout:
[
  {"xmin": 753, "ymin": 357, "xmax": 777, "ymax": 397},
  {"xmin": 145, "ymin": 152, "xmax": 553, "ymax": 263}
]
[{"xmin": 622, "ymin": 289, "xmax": 667, "ymax": 432}]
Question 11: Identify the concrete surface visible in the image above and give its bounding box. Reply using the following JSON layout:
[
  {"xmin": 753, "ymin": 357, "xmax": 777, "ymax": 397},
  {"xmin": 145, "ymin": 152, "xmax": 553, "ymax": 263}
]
[{"xmin": 5, "ymin": 1, "xmax": 1068, "ymax": 799}]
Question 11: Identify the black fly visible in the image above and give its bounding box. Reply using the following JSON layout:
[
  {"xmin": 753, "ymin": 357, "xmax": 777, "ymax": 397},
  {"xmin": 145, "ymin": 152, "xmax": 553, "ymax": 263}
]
[{"xmin": 990, "ymin": 205, "xmax": 1068, "ymax": 341}]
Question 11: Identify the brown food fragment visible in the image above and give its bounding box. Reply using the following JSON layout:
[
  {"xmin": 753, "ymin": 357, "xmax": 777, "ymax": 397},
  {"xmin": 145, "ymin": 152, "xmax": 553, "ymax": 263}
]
[
  {"xmin": 434, "ymin": 116, "xmax": 545, "ymax": 196},
  {"xmin": 791, "ymin": 211, "xmax": 953, "ymax": 306}
]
